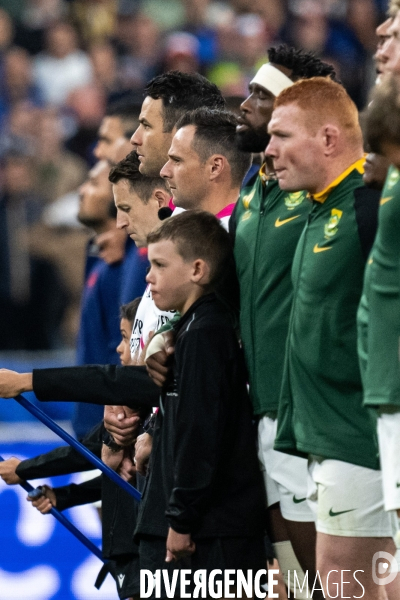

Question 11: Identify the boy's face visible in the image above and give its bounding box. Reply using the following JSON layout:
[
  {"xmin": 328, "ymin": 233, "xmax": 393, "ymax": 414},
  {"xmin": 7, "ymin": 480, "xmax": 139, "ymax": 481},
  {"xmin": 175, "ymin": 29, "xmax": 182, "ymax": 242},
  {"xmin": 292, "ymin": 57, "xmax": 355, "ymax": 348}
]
[
  {"xmin": 146, "ymin": 239, "xmax": 196, "ymax": 314},
  {"xmin": 116, "ymin": 318, "xmax": 133, "ymax": 366}
]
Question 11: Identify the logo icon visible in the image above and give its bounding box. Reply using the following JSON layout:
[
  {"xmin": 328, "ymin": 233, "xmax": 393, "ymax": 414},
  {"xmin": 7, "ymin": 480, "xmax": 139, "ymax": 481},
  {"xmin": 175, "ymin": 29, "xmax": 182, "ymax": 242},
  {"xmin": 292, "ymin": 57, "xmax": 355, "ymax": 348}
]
[
  {"xmin": 329, "ymin": 508, "xmax": 355, "ymax": 517},
  {"xmin": 118, "ymin": 574, "xmax": 125, "ymax": 587},
  {"xmin": 324, "ymin": 208, "xmax": 343, "ymax": 239},
  {"xmin": 313, "ymin": 243, "xmax": 332, "ymax": 253},
  {"xmin": 242, "ymin": 188, "xmax": 255, "ymax": 209},
  {"xmin": 372, "ymin": 551, "xmax": 398, "ymax": 586},
  {"xmin": 275, "ymin": 215, "xmax": 300, "ymax": 227},
  {"xmin": 293, "ymin": 496, "xmax": 307, "ymax": 504},
  {"xmin": 387, "ymin": 168, "xmax": 400, "ymax": 189},
  {"xmin": 284, "ymin": 191, "xmax": 304, "ymax": 210}
]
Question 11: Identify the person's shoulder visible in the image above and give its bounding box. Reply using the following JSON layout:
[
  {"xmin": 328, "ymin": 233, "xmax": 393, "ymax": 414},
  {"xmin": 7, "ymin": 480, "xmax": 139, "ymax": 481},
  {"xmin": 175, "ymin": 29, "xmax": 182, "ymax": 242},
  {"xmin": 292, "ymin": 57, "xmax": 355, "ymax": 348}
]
[{"xmin": 177, "ymin": 295, "xmax": 235, "ymax": 337}]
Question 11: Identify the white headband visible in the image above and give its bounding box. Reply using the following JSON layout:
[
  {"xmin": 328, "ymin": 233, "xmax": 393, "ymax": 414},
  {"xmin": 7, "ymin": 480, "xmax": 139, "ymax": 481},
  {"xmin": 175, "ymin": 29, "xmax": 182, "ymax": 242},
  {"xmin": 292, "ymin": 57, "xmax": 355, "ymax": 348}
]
[{"xmin": 250, "ymin": 63, "xmax": 293, "ymax": 97}]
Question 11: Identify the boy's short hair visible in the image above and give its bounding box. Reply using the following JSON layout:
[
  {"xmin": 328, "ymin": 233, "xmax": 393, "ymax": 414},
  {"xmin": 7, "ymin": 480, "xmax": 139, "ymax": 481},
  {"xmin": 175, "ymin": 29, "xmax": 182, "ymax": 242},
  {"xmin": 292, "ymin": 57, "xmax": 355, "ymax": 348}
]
[
  {"xmin": 147, "ymin": 210, "xmax": 232, "ymax": 287},
  {"xmin": 120, "ymin": 297, "xmax": 142, "ymax": 323},
  {"xmin": 175, "ymin": 107, "xmax": 252, "ymax": 187},
  {"xmin": 109, "ymin": 151, "xmax": 168, "ymax": 203}
]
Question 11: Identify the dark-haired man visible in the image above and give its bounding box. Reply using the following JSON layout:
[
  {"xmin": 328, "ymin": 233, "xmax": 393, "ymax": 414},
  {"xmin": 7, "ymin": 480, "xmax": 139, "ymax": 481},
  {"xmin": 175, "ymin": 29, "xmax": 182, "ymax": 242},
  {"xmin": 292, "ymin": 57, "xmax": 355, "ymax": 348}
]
[
  {"xmin": 232, "ymin": 46, "xmax": 336, "ymax": 596},
  {"xmin": 95, "ymin": 97, "xmax": 142, "ymax": 166},
  {"xmin": 131, "ymin": 71, "xmax": 225, "ymax": 177},
  {"xmin": 161, "ymin": 108, "xmax": 251, "ymax": 225}
]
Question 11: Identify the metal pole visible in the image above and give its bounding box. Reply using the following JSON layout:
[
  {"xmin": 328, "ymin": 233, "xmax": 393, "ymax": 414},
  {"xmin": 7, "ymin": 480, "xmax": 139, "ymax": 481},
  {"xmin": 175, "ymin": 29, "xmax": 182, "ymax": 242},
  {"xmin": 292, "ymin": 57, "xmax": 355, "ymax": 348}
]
[
  {"xmin": 0, "ymin": 456, "xmax": 104, "ymax": 562},
  {"xmin": 12, "ymin": 394, "xmax": 142, "ymax": 502}
]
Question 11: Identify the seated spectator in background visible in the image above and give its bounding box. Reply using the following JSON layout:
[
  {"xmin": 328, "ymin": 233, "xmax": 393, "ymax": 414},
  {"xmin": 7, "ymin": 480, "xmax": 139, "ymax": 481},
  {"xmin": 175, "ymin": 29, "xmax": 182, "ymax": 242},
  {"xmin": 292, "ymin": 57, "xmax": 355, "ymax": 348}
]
[
  {"xmin": 69, "ymin": 0, "xmax": 117, "ymax": 46},
  {"xmin": 65, "ymin": 83, "xmax": 106, "ymax": 165},
  {"xmin": 280, "ymin": 0, "xmax": 373, "ymax": 109},
  {"xmin": 0, "ymin": 46, "xmax": 43, "ymax": 122},
  {"xmin": 116, "ymin": 11, "xmax": 161, "ymax": 92},
  {"xmin": 88, "ymin": 41, "xmax": 122, "ymax": 101},
  {"xmin": 135, "ymin": 211, "xmax": 266, "ymax": 591},
  {"xmin": 34, "ymin": 108, "xmax": 87, "ymax": 203},
  {"xmin": 0, "ymin": 149, "xmax": 67, "ymax": 350},
  {"xmin": 33, "ymin": 21, "xmax": 93, "ymax": 106},
  {"xmin": 162, "ymin": 32, "xmax": 200, "ymax": 74}
]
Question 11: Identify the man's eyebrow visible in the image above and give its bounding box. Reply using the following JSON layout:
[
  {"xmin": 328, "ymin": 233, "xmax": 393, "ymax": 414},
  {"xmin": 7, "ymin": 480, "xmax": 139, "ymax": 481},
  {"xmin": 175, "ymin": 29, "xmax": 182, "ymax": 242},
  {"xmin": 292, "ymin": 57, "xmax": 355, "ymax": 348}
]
[
  {"xmin": 168, "ymin": 152, "xmax": 182, "ymax": 160},
  {"xmin": 139, "ymin": 117, "xmax": 150, "ymax": 125}
]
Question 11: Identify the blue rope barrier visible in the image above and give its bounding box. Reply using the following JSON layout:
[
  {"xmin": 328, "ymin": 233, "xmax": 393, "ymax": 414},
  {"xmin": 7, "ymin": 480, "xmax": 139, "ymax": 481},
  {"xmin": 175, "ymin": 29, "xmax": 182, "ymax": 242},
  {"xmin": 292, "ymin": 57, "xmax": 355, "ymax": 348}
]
[
  {"xmin": 0, "ymin": 455, "xmax": 104, "ymax": 562},
  {"xmin": 12, "ymin": 394, "xmax": 142, "ymax": 502}
]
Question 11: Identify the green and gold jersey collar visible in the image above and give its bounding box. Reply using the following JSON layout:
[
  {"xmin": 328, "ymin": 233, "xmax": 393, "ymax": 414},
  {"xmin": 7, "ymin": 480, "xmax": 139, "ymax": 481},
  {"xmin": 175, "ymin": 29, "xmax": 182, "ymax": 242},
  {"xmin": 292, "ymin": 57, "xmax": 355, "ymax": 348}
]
[{"xmin": 309, "ymin": 156, "xmax": 366, "ymax": 204}]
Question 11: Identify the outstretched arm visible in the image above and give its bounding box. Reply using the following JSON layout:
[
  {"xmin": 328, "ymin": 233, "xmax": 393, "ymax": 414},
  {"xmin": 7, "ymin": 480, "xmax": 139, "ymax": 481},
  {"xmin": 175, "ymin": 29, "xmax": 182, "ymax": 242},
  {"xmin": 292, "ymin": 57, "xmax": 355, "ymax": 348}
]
[{"xmin": 0, "ymin": 365, "xmax": 159, "ymax": 408}]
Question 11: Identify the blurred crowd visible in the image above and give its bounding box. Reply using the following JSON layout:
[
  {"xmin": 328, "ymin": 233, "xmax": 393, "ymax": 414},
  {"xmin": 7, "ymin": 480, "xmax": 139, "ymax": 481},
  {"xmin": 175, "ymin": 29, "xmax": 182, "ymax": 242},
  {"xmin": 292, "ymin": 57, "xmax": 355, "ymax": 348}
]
[{"xmin": 0, "ymin": 0, "xmax": 387, "ymax": 351}]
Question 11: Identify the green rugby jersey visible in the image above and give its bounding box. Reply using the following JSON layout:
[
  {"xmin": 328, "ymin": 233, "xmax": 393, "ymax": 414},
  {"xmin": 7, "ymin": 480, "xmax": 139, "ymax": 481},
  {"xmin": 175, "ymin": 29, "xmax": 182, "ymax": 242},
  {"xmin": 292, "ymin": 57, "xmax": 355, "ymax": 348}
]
[
  {"xmin": 234, "ymin": 165, "xmax": 310, "ymax": 415},
  {"xmin": 275, "ymin": 158, "xmax": 381, "ymax": 469},
  {"xmin": 361, "ymin": 165, "xmax": 400, "ymax": 409}
]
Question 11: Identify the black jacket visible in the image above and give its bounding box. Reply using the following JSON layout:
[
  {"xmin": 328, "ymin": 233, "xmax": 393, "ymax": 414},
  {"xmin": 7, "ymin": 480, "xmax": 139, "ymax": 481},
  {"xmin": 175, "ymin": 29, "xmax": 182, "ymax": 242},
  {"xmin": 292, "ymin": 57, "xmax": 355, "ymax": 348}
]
[
  {"xmin": 32, "ymin": 364, "xmax": 159, "ymax": 409},
  {"xmin": 135, "ymin": 293, "xmax": 266, "ymax": 540}
]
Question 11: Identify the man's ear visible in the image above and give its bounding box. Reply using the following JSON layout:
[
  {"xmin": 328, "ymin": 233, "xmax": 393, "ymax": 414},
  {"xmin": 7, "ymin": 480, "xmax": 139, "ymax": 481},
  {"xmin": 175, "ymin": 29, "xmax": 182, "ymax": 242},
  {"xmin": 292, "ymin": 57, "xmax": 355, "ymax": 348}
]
[
  {"xmin": 190, "ymin": 258, "xmax": 211, "ymax": 285},
  {"xmin": 322, "ymin": 124, "xmax": 340, "ymax": 156},
  {"xmin": 154, "ymin": 188, "xmax": 171, "ymax": 208},
  {"xmin": 208, "ymin": 155, "xmax": 225, "ymax": 180}
]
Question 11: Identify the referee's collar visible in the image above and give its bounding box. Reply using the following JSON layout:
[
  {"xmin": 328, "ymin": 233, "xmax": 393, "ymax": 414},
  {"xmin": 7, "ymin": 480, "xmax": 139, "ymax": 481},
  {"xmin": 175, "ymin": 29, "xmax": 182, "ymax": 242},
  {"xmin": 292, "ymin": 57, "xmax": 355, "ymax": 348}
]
[{"xmin": 309, "ymin": 156, "xmax": 366, "ymax": 204}]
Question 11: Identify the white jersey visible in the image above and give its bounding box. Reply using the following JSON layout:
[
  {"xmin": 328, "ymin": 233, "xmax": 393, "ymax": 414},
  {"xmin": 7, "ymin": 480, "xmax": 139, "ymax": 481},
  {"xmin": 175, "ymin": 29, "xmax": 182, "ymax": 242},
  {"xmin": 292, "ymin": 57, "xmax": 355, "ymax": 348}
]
[
  {"xmin": 129, "ymin": 202, "xmax": 235, "ymax": 359},
  {"xmin": 130, "ymin": 284, "xmax": 175, "ymax": 360}
]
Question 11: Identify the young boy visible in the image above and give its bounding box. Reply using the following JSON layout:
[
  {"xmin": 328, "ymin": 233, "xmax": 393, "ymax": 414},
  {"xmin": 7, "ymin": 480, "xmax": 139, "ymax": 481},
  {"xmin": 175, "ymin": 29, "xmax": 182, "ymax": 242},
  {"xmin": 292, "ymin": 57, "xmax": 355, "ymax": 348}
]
[{"xmin": 135, "ymin": 210, "xmax": 266, "ymax": 595}]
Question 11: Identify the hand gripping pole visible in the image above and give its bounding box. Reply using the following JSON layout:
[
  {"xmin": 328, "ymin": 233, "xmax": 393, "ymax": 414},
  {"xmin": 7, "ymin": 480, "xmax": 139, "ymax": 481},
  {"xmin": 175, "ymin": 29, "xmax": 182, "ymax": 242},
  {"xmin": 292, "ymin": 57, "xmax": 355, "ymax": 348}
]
[{"xmin": 0, "ymin": 455, "xmax": 104, "ymax": 562}]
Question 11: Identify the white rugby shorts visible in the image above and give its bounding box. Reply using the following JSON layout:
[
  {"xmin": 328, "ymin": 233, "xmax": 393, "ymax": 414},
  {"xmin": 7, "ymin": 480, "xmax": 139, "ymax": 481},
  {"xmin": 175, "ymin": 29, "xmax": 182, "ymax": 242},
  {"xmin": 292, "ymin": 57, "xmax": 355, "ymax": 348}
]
[
  {"xmin": 307, "ymin": 457, "xmax": 398, "ymax": 537},
  {"xmin": 378, "ymin": 411, "xmax": 400, "ymax": 512},
  {"xmin": 258, "ymin": 415, "xmax": 314, "ymax": 522}
]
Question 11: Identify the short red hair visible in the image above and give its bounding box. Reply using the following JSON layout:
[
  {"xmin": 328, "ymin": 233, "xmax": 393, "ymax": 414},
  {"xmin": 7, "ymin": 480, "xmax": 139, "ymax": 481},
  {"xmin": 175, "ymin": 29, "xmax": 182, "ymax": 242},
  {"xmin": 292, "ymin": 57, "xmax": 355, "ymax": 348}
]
[{"xmin": 274, "ymin": 77, "xmax": 362, "ymax": 146}]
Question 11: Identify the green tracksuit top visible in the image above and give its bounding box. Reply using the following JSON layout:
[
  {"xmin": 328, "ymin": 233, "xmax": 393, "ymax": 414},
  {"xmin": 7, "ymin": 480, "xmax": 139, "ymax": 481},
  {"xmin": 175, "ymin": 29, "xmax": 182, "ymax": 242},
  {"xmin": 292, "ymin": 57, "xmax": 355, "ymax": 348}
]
[
  {"xmin": 360, "ymin": 166, "xmax": 400, "ymax": 409},
  {"xmin": 234, "ymin": 165, "xmax": 310, "ymax": 415},
  {"xmin": 275, "ymin": 158, "xmax": 381, "ymax": 470}
]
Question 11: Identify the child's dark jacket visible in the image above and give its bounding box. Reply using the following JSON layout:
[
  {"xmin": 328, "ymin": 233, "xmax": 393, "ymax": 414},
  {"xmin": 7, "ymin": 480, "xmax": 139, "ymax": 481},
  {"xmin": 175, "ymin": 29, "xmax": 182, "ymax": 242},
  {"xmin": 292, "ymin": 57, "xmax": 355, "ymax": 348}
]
[{"xmin": 135, "ymin": 293, "xmax": 266, "ymax": 540}]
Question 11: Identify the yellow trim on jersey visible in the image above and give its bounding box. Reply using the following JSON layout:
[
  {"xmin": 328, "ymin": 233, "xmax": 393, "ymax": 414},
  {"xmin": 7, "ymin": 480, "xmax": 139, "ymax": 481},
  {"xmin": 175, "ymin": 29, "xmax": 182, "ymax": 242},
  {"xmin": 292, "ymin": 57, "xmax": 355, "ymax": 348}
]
[
  {"xmin": 259, "ymin": 162, "xmax": 276, "ymax": 185},
  {"xmin": 310, "ymin": 156, "xmax": 366, "ymax": 204}
]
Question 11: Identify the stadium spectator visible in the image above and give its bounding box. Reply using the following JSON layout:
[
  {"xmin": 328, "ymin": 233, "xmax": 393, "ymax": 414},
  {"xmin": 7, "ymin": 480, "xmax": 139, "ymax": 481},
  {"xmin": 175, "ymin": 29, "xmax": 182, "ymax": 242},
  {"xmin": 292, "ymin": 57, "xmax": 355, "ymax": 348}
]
[{"xmin": 33, "ymin": 21, "xmax": 93, "ymax": 106}]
